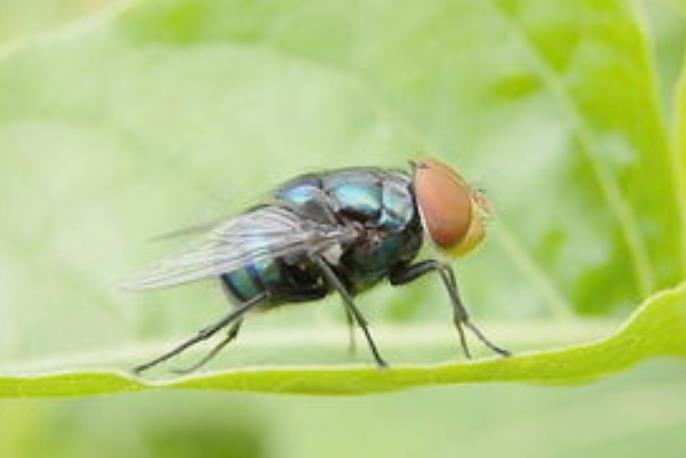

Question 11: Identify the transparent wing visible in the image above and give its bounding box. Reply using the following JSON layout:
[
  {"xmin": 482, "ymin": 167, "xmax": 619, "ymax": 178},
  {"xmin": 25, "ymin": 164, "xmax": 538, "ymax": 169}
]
[{"xmin": 119, "ymin": 206, "xmax": 357, "ymax": 291}]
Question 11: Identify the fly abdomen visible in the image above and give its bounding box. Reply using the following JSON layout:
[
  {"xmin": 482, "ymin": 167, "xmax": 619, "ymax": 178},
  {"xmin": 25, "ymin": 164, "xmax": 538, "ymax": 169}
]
[
  {"xmin": 221, "ymin": 259, "xmax": 276, "ymax": 304},
  {"xmin": 221, "ymin": 257, "xmax": 327, "ymax": 306}
]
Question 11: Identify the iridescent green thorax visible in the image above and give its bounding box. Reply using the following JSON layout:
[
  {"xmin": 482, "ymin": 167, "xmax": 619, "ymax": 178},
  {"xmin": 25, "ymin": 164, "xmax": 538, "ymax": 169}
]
[
  {"xmin": 276, "ymin": 168, "xmax": 422, "ymax": 293},
  {"xmin": 277, "ymin": 168, "xmax": 416, "ymax": 229}
]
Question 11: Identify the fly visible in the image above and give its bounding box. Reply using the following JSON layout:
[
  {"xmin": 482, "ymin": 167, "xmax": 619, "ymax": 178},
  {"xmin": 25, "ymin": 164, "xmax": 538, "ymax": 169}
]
[{"xmin": 121, "ymin": 157, "xmax": 511, "ymax": 374}]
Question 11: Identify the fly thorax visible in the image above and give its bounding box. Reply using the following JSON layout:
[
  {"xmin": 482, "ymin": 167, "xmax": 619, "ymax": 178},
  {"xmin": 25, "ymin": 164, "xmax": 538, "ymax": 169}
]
[
  {"xmin": 365, "ymin": 231, "xmax": 385, "ymax": 251},
  {"xmin": 322, "ymin": 243, "xmax": 343, "ymax": 265}
]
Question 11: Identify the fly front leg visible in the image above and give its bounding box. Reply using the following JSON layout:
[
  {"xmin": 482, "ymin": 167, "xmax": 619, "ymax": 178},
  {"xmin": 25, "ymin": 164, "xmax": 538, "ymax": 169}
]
[
  {"xmin": 389, "ymin": 260, "xmax": 510, "ymax": 359},
  {"xmin": 313, "ymin": 257, "xmax": 387, "ymax": 368}
]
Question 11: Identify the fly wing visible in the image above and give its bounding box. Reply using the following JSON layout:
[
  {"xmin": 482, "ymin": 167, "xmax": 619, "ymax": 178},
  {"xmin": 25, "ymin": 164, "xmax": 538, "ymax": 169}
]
[{"xmin": 119, "ymin": 206, "xmax": 357, "ymax": 291}]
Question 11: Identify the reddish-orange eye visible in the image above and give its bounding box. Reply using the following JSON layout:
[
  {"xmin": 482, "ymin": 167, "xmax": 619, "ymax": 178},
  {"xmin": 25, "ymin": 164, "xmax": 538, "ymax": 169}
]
[{"xmin": 412, "ymin": 157, "xmax": 472, "ymax": 249}]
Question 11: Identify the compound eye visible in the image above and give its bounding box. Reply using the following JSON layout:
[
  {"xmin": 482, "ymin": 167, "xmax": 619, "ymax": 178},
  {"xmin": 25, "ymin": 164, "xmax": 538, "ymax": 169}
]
[{"xmin": 412, "ymin": 158, "xmax": 472, "ymax": 249}]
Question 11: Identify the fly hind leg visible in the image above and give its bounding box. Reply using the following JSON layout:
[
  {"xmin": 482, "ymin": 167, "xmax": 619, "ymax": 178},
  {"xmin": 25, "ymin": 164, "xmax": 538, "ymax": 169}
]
[
  {"xmin": 131, "ymin": 294, "xmax": 262, "ymax": 375},
  {"xmin": 345, "ymin": 308, "xmax": 357, "ymax": 355},
  {"xmin": 132, "ymin": 274, "xmax": 266, "ymax": 375},
  {"xmin": 169, "ymin": 319, "xmax": 243, "ymax": 375},
  {"xmin": 169, "ymin": 279, "xmax": 256, "ymax": 375}
]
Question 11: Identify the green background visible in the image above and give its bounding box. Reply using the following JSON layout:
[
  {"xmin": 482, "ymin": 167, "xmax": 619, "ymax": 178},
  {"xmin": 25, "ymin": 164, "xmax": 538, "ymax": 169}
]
[{"xmin": 1, "ymin": 0, "xmax": 686, "ymax": 456}]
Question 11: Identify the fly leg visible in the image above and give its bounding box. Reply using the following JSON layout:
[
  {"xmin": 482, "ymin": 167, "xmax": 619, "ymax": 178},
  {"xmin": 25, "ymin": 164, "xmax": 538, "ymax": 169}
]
[
  {"xmin": 170, "ymin": 279, "xmax": 252, "ymax": 374},
  {"xmin": 169, "ymin": 319, "xmax": 243, "ymax": 375},
  {"xmin": 389, "ymin": 260, "xmax": 510, "ymax": 359},
  {"xmin": 313, "ymin": 257, "xmax": 387, "ymax": 368},
  {"xmin": 132, "ymin": 292, "xmax": 265, "ymax": 374},
  {"xmin": 344, "ymin": 308, "xmax": 357, "ymax": 355}
]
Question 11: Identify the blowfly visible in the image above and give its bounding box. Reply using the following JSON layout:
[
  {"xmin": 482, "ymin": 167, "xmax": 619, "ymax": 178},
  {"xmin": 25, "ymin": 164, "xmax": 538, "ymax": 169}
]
[{"xmin": 121, "ymin": 157, "xmax": 510, "ymax": 374}]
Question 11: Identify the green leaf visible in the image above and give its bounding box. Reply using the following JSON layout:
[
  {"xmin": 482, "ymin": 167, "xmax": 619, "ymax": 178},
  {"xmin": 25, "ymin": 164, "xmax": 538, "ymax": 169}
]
[
  {"xmin": 0, "ymin": 0, "xmax": 116, "ymax": 45},
  {"xmin": 660, "ymin": 0, "xmax": 686, "ymax": 15},
  {"xmin": 0, "ymin": 0, "xmax": 685, "ymax": 397},
  {"xmin": 642, "ymin": 0, "xmax": 686, "ymax": 115},
  {"xmin": 675, "ymin": 57, "xmax": 686, "ymax": 249},
  {"xmin": 1, "ymin": 282, "xmax": 685, "ymax": 397}
]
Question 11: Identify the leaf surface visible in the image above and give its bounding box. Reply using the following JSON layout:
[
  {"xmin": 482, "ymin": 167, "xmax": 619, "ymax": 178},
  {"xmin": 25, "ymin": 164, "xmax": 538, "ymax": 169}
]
[{"xmin": 0, "ymin": 0, "xmax": 684, "ymax": 397}]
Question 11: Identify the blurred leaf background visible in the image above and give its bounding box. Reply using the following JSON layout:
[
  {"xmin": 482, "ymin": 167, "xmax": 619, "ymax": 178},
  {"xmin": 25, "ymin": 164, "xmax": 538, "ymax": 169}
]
[{"xmin": 1, "ymin": 0, "xmax": 686, "ymax": 456}]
